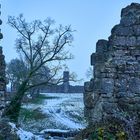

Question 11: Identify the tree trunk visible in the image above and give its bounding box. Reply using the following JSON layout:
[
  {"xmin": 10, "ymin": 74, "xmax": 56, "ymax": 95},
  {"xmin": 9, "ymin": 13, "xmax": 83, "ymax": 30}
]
[{"xmin": 2, "ymin": 80, "xmax": 28, "ymax": 123}]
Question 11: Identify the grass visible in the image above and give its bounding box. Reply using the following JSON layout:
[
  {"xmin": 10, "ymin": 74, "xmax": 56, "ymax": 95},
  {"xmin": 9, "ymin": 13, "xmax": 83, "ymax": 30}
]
[
  {"xmin": 19, "ymin": 108, "xmax": 47, "ymax": 121},
  {"xmin": 20, "ymin": 93, "xmax": 60, "ymax": 121}
]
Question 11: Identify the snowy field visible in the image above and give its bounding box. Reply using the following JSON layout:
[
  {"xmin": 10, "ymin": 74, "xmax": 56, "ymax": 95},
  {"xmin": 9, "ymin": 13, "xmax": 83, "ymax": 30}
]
[{"xmin": 21, "ymin": 93, "xmax": 87, "ymax": 133}]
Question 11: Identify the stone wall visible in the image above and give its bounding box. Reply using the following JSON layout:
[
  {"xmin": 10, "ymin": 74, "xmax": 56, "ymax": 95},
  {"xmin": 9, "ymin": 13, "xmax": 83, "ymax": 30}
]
[
  {"xmin": 84, "ymin": 3, "xmax": 140, "ymax": 139},
  {"xmin": 0, "ymin": 3, "xmax": 6, "ymax": 117},
  {"xmin": 0, "ymin": 4, "xmax": 5, "ymax": 93},
  {"xmin": 0, "ymin": 47, "xmax": 6, "ymax": 93}
]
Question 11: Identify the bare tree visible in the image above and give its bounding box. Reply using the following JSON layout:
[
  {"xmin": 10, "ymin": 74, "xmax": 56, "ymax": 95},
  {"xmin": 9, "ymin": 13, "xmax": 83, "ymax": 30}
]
[{"xmin": 2, "ymin": 14, "xmax": 74, "ymax": 122}]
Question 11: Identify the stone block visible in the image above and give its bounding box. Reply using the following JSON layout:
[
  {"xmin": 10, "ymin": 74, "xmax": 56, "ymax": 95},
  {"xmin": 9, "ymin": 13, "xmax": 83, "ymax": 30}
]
[
  {"xmin": 129, "ymin": 78, "xmax": 140, "ymax": 93},
  {"xmin": 91, "ymin": 53, "xmax": 96, "ymax": 65},
  {"xmin": 104, "ymin": 67, "xmax": 116, "ymax": 73},
  {"xmin": 93, "ymin": 78, "xmax": 101, "ymax": 92},
  {"xmin": 124, "ymin": 55, "xmax": 136, "ymax": 62},
  {"xmin": 133, "ymin": 25, "xmax": 140, "ymax": 36},
  {"xmin": 91, "ymin": 53, "xmax": 107, "ymax": 65},
  {"xmin": 111, "ymin": 25, "xmax": 134, "ymax": 36},
  {"xmin": 112, "ymin": 58, "xmax": 126, "ymax": 66},
  {"xmin": 102, "ymin": 102, "xmax": 117, "ymax": 114},
  {"xmin": 116, "ymin": 92, "xmax": 126, "ymax": 98},
  {"xmin": 120, "ymin": 16, "xmax": 137, "ymax": 26},
  {"xmin": 102, "ymin": 73, "xmax": 117, "ymax": 78},
  {"xmin": 84, "ymin": 80, "xmax": 93, "ymax": 92},
  {"xmin": 134, "ymin": 64, "xmax": 140, "ymax": 73},
  {"xmin": 115, "ymin": 79, "xmax": 127, "ymax": 93},
  {"xmin": 133, "ymin": 96, "xmax": 140, "ymax": 103},
  {"xmin": 125, "ymin": 36, "xmax": 136, "ymax": 46},
  {"xmin": 125, "ymin": 65, "xmax": 135, "ymax": 74},
  {"xmin": 136, "ymin": 36, "xmax": 140, "ymax": 46},
  {"xmin": 0, "ymin": 47, "xmax": 2, "ymax": 54},
  {"xmin": 112, "ymin": 50, "xmax": 130, "ymax": 57},
  {"xmin": 105, "ymin": 63, "xmax": 116, "ymax": 68},
  {"xmin": 131, "ymin": 50, "xmax": 140, "ymax": 56},
  {"xmin": 96, "ymin": 39, "xmax": 108, "ymax": 53},
  {"xmin": 112, "ymin": 45, "xmax": 128, "ymax": 50},
  {"xmin": 83, "ymin": 91, "xmax": 95, "ymax": 108},
  {"xmin": 110, "ymin": 36, "xmax": 126, "ymax": 46},
  {"xmin": 110, "ymin": 36, "xmax": 137, "ymax": 47},
  {"xmin": 84, "ymin": 107, "xmax": 92, "ymax": 122},
  {"xmin": 100, "ymin": 78, "xmax": 114, "ymax": 93}
]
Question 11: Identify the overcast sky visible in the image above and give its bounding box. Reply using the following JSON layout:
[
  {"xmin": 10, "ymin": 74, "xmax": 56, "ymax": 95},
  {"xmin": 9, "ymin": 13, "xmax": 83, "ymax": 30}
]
[{"xmin": 1, "ymin": 0, "xmax": 140, "ymax": 84}]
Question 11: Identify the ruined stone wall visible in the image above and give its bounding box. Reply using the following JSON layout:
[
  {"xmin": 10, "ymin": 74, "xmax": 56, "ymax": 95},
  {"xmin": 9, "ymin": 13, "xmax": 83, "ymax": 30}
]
[
  {"xmin": 84, "ymin": 3, "xmax": 140, "ymax": 138},
  {"xmin": 0, "ymin": 47, "xmax": 5, "ymax": 93},
  {"xmin": 0, "ymin": 4, "xmax": 5, "ymax": 94},
  {"xmin": 0, "ymin": 4, "xmax": 6, "ymax": 116}
]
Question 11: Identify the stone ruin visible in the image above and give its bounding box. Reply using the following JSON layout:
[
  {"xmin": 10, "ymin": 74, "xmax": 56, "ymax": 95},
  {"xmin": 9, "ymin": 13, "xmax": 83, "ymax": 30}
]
[
  {"xmin": 84, "ymin": 3, "xmax": 140, "ymax": 139},
  {"xmin": 0, "ymin": 4, "xmax": 6, "ymax": 116},
  {"xmin": 0, "ymin": 47, "xmax": 6, "ymax": 92},
  {"xmin": 0, "ymin": 4, "xmax": 5, "ymax": 93}
]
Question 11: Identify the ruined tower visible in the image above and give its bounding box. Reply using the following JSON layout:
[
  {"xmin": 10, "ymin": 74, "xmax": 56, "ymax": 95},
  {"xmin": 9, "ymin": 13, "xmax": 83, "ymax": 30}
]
[
  {"xmin": 84, "ymin": 3, "xmax": 140, "ymax": 139},
  {"xmin": 63, "ymin": 71, "xmax": 69, "ymax": 93}
]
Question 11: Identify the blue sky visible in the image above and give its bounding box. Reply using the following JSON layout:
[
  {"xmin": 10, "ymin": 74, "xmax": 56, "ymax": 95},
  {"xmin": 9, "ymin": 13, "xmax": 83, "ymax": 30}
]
[{"xmin": 1, "ymin": 0, "xmax": 140, "ymax": 84}]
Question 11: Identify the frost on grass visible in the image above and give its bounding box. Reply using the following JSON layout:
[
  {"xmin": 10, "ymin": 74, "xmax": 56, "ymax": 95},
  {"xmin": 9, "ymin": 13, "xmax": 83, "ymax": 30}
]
[
  {"xmin": 9, "ymin": 122, "xmax": 45, "ymax": 140},
  {"xmin": 20, "ymin": 93, "xmax": 87, "ymax": 133}
]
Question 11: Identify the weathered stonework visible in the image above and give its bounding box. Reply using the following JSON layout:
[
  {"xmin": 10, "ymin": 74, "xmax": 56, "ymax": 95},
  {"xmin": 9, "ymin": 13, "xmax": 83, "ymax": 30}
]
[
  {"xmin": 0, "ymin": 47, "xmax": 6, "ymax": 93},
  {"xmin": 0, "ymin": 4, "xmax": 6, "ymax": 117},
  {"xmin": 84, "ymin": 3, "xmax": 140, "ymax": 139}
]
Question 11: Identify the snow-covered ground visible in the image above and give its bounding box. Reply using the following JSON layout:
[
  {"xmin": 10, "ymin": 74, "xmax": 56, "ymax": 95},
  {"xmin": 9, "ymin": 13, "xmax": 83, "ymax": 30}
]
[
  {"xmin": 21, "ymin": 93, "xmax": 87, "ymax": 133},
  {"xmin": 9, "ymin": 122, "xmax": 45, "ymax": 140}
]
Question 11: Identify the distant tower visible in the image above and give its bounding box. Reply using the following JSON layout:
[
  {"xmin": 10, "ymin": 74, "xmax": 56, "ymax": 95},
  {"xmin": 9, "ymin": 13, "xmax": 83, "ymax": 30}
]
[
  {"xmin": 0, "ymin": 3, "xmax": 6, "ymax": 95},
  {"xmin": 63, "ymin": 71, "xmax": 69, "ymax": 93}
]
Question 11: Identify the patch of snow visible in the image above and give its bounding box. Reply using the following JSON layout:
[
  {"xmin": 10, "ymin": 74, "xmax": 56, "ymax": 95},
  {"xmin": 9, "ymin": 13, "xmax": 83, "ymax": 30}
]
[
  {"xmin": 27, "ymin": 94, "xmax": 32, "ymax": 99},
  {"xmin": 9, "ymin": 122, "xmax": 45, "ymax": 140},
  {"xmin": 22, "ymin": 93, "xmax": 86, "ymax": 131},
  {"xmin": 40, "ymin": 128, "xmax": 69, "ymax": 133},
  {"xmin": 47, "ymin": 106, "xmax": 84, "ymax": 129}
]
